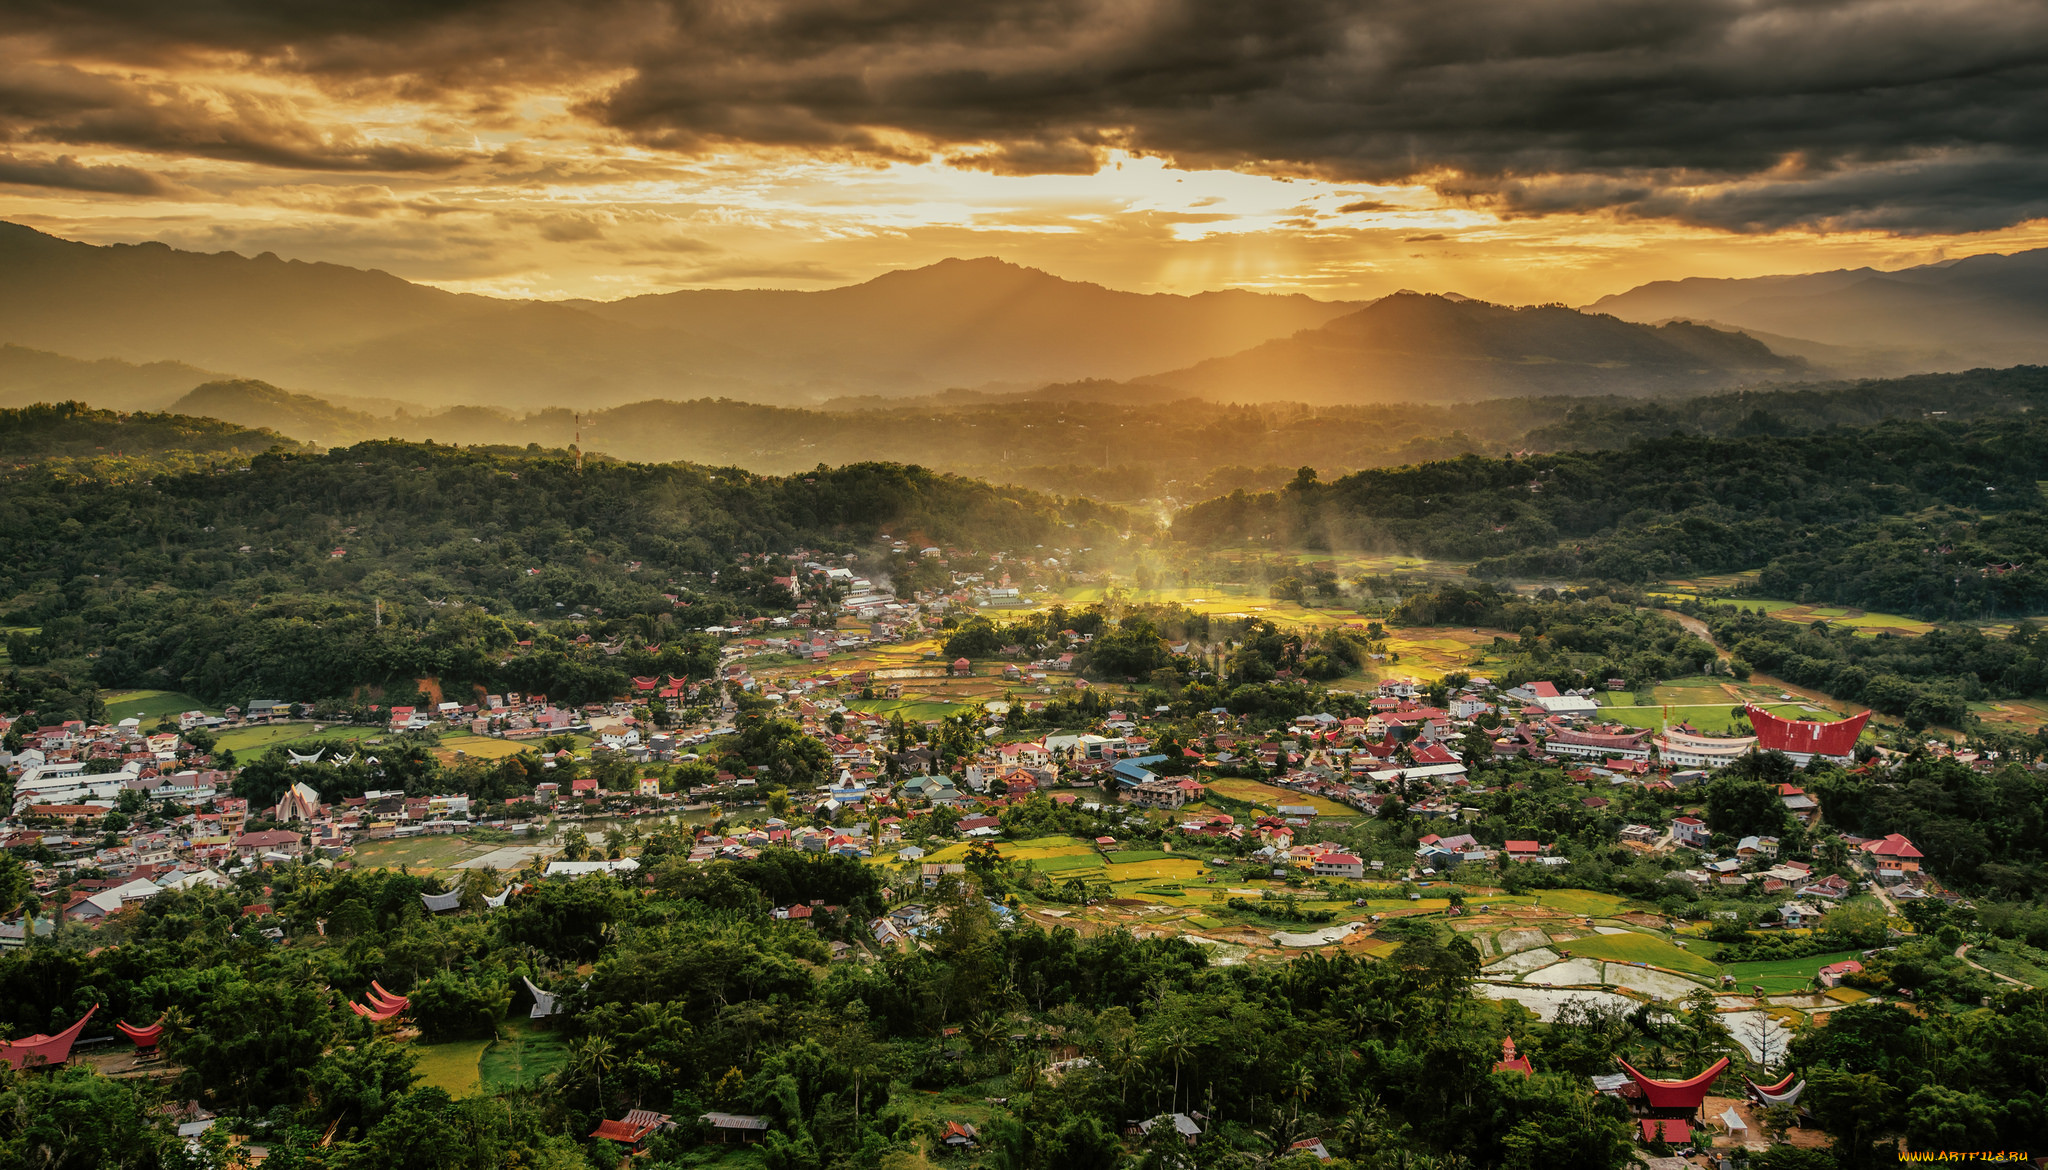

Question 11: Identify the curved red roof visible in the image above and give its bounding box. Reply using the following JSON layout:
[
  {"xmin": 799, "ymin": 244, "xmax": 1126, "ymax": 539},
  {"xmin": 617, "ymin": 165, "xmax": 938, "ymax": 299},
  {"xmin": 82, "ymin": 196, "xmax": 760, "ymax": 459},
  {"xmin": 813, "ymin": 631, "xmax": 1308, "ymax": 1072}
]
[
  {"xmin": 1746, "ymin": 705, "xmax": 1869, "ymax": 757},
  {"xmin": 0, "ymin": 1004, "xmax": 97, "ymax": 1070},
  {"xmin": 1616, "ymin": 1056, "xmax": 1729, "ymax": 1109},
  {"xmin": 1748, "ymin": 1069, "xmax": 1797, "ymax": 1094},
  {"xmin": 116, "ymin": 1014, "xmax": 166, "ymax": 1048}
]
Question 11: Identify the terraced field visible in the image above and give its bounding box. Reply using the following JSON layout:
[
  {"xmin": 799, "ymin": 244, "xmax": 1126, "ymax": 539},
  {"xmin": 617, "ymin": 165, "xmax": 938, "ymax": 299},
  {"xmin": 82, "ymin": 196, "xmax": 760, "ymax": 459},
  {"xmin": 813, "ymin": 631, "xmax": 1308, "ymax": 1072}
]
[{"xmin": 1559, "ymin": 930, "xmax": 1721, "ymax": 978}]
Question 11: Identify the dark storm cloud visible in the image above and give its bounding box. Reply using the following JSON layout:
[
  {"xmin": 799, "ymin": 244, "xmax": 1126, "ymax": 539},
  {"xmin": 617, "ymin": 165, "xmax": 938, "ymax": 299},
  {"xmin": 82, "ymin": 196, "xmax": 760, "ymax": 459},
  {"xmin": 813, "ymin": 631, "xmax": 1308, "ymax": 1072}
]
[
  {"xmin": 0, "ymin": 56, "xmax": 474, "ymax": 173},
  {"xmin": 14, "ymin": 0, "xmax": 2048, "ymax": 232},
  {"xmin": 0, "ymin": 151, "xmax": 170, "ymax": 194}
]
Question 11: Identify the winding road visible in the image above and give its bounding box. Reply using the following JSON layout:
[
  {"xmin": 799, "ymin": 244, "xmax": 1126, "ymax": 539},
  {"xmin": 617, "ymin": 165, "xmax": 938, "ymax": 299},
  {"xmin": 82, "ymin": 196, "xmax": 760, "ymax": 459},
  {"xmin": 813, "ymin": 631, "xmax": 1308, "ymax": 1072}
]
[{"xmin": 1955, "ymin": 943, "xmax": 2034, "ymax": 989}]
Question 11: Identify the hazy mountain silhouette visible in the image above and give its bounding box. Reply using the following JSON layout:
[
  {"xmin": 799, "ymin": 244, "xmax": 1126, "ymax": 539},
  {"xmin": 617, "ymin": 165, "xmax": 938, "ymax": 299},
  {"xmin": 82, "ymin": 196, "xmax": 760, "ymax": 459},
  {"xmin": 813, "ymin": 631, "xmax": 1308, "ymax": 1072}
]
[
  {"xmin": 169, "ymin": 380, "xmax": 389, "ymax": 445},
  {"xmin": 578, "ymin": 257, "xmax": 1358, "ymax": 389},
  {"xmin": 1137, "ymin": 293, "xmax": 1804, "ymax": 403},
  {"xmin": 0, "ymin": 344, "xmax": 223, "ymax": 410},
  {"xmin": 0, "ymin": 224, "xmax": 1352, "ymax": 408},
  {"xmin": 1588, "ymin": 248, "xmax": 2048, "ymax": 371}
]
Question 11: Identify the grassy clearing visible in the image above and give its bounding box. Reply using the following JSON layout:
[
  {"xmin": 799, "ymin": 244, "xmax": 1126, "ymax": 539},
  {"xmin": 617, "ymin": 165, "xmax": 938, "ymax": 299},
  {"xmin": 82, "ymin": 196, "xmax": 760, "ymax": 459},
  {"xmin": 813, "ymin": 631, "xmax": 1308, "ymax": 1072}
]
[
  {"xmin": 1600, "ymin": 702, "xmax": 1816, "ymax": 735},
  {"xmin": 437, "ymin": 735, "xmax": 534, "ymax": 760},
  {"xmin": 1720, "ymin": 950, "xmax": 1868, "ymax": 994},
  {"xmin": 1202, "ymin": 777, "xmax": 1355, "ymax": 817},
  {"xmin": 1970, "ymin": 697, "xmax": 2048, "ymax": 734},
  {"xmin": 101, "ymin": 689, "xmax": 214, "ymax": 724},
  {"xmin": 479, "ymin": 1019, "xmax": 569, "ymax": 1090},
  {"xmin": 413, "ymin": 1038, "xmax": 489, "ymax": 1096},
  {"xmin": 213, "ymin": 722, "xmax": 384, "ymax": 754},
  {"xmin": 1505, "ymin": 889, "xmax": 1633, "ymax": 917},
  {"xmin": 842, "ymin": 698, "xmax": 977, "ymax": 721},
  {"xmin": 1699, "ymin": 597, "xmax": 1938, "ymax": 637},
  {"xmin": 1970, "ymin": 942, "xmax": 2048, "ymax": 987},
  {"xmin": 349, "ymin": 835, "xmax": 502, "ymax": 873},
  {"xmin": 1560, "ymin": 931, "xmax": 1721, "ymax": 978}
]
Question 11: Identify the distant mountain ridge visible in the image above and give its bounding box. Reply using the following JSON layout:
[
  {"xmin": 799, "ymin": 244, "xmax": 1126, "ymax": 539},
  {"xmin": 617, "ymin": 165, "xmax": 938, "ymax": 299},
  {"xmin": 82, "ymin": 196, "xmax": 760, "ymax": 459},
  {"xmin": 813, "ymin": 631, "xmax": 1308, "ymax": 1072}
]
[
  {"xmin": 578, "ymin": 257, "xmax": 1357, "ymax": 390},
  {"xmin": 1135, "ymin": 293, "xmax": 1805, "ymax": 403},
  {"xmin": 0, "ymin": 223, "xmax": 1352, "ymax": 408},
  {"xmin": 1589, "ymin": 247, "xmax": 2048, "ymax": 372}
]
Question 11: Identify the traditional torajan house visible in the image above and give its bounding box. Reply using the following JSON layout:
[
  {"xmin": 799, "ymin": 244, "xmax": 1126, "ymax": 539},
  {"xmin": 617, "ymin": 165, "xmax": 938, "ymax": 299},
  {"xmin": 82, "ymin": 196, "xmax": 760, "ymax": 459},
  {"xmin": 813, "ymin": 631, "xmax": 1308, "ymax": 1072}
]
[
  {"xmin": 1744, "ymin": 705, "xmax": 1870, "ymax": 765},
  {"xmin": 0, "ymin": 1004, "xmax": 97, "ymax": 1071}
]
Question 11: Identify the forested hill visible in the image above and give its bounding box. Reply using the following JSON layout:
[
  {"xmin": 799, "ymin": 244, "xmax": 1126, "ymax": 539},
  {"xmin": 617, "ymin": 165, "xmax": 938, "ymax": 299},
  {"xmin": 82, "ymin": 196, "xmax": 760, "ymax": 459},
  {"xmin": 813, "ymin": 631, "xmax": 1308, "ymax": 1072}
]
[
  {"xmin": 0, "ymin": 423, "xmax": 1126, "ymax": 711},
  {"xmin": 1173, "ymin": 414, "xmax": 2048, "ymax": 621},
  {"xmin": 0, "ymin": 400, "xmax": 299, "ymax": 471}
]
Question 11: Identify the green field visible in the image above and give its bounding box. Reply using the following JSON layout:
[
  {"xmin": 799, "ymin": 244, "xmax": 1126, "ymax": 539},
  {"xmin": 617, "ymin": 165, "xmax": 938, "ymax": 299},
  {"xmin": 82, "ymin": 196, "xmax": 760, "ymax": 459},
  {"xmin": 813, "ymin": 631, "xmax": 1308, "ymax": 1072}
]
[
  {"xmin": 1720, "ymin": 950, "xmax": 1868, "ymax": 994},
  {"xmin": 1203, "ymin": 777, "xmax": 1355, "ymax": 817},
  {"xmin": 842, "ymin": 698, "xmax": 977, "ymax": 721},
  {"xmin": 1104, "ymin": 850, "xmax": 1176, "ymax": 865},
  {"xmin": 1598, "ymin": 702, "xmax": 1816, "ymax": 735},
  {"xmin": 1029, "ymin": 853, "xmax": 1107, "ymax": 873},
  {"xmin": 102, "ymin": 689, "xmax": 214, "ymax": 725},
  {"xmin": 1968, "ymin": 942, "xmax": 2048, "ymax": 988},
  {"xmin": 478, "ymin": 1019, "xmax": 569, "ymax": 1089},
  {"xmin": 349, "ymin": 835, "xmax": 513, "ymax": 873},
  {"xmin": 1697, "ymin": 597, "xmax": 1938, "ymax": 636},
  {"xmin": 1509, "ymin": 889, "xmax": 1633, "ymax": 917},
  {"xmin": 213, "ymin": 722, "xmax": 385, "ymax": 754},
  {"xmin": 437, "ymin": 734, "xmax": 535, "ymax": 760},
  {"xmin": 413, "ymin": 1038, "xmax": 491, "ymax": 1096},
  {"xmin": 1561, "ymin": 930, "xmax": 1721, "ymax": 978}
]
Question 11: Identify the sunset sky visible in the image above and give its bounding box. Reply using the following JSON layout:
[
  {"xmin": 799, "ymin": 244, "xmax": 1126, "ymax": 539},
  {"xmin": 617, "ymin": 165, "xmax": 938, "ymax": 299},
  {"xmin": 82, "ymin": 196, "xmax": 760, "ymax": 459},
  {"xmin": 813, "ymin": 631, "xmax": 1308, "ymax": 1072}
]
[{"xmin": 5, "ymin": 0, "xmax": 2047, "ymax": 304}]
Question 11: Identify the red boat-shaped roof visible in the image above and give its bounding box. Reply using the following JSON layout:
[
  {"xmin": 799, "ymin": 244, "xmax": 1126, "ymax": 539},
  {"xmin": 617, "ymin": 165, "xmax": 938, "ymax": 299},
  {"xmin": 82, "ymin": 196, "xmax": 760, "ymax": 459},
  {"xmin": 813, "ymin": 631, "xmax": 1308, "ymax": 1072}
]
[
  {"xmin": 116, "ymin": 1014, "xmax": 167, "ymax": 1047},
  {"xmin": 1746, "ymin": 705, "xmax": 1869, "ymax": 757},
  {"xmin": 1616, "ymin": 1056, "xmax": 1729, "ymax": 1110},
  {"xmin": 1748, "ymin": 1069, "xmax": 1797, "ymax": 1094},
  {"xmin": 0, "ymin": 1004, "xmax": 98, "ymax": 1070}
]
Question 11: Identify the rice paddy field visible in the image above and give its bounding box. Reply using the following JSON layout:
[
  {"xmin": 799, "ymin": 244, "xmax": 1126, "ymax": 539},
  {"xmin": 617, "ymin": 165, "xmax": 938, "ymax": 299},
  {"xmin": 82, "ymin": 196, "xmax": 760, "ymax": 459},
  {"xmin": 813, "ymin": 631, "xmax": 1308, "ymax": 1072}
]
[
  {"xmin": 1969, "ymin": 697, "xmax": 2048, "ymax": 734},
  {"xmin": 1558, "ymin": 929, "xmax": 1722, "ymax": 978},
  {"xmin": 412, "ymin": 1037, "xmax": 492, "ymax": 1095},
  {"xmin": 478, "ymin": 1020, "xmax": 569, "ymax": 1089},
  {"xmin": 101, "ymin": 689, "xmax": 214, "ymax": 724},
  {"xmin": 1720, "ymin": 950, "xmax": 1869, "ymax": 995},
  {"xmin": 413, "ymin": 1020, "xmax": 570, "ymax": 1096}
]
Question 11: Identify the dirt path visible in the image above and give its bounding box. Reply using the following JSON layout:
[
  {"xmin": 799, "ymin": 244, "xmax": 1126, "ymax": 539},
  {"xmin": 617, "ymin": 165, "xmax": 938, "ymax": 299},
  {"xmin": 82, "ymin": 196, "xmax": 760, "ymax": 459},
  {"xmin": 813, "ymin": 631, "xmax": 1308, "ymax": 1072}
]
[{"xmin": 1956, "ymin": 943, "xmax": 2034, "ymax": 989}]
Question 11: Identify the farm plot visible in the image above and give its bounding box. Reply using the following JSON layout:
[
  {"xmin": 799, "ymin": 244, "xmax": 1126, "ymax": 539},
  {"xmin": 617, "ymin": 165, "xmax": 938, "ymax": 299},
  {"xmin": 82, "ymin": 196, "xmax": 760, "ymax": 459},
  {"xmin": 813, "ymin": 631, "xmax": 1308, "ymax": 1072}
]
[
  {"xmin": 413, "ymin": 1038, "xmax": 490, "ymax": 1096},
  {"xmin": 101, "ymin": 689, "xmax": 214, "ymax": 724},
  {"xmin": 213, "ymin": 723, "xmax": 384, "ymax": 754},
  {"xmin": 1719, "ymin": 950, "xmax": 1868, "ymax": 995},
  {"xmin": 1559, "ymin": 930, "xmax": 1721, "ymax": 978},
  {"xmin": 1699, "ymin": 597, "xmax": 1938, "ymax": 636},
  {"xmin": 1201, "ymin": 778, "xmax": 1355, "ymax": 817},
  {"xmin": 438, "ymin": 735, "xmax": 534, "ymax": 760},
  {"xmin": 479, "ymin": 1020, "xmax": 569, "ymax": 1090}
]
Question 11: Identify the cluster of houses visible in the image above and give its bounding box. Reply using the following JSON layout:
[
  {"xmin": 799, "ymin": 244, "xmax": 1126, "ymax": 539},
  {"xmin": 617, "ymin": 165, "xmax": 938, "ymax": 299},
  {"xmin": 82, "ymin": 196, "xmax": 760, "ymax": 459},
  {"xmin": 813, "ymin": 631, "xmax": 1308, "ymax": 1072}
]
[{"xmin": 4, "ymin": 629, "xmax": 1952, "ymax": 950}]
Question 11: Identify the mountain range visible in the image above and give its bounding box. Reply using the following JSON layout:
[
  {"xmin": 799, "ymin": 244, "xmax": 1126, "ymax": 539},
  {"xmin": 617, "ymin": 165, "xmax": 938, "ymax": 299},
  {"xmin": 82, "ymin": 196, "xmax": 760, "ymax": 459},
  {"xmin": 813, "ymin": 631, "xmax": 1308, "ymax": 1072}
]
[
  {"xmin": 1137, "ymin": 293, "xmax": 1804, "ymax": 403},
  {"xmin": 1588, "ymin": 248, "xmax": 2048, "ymax": 374},
  {"xmin": 2, "ymin": 220, "xmax": 1817, "ymax": 411}
]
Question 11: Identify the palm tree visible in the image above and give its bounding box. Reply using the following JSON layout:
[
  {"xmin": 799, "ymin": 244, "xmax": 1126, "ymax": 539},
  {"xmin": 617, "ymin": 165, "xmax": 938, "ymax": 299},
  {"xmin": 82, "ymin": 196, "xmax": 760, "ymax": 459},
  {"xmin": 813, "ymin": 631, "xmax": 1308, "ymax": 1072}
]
[
  {"xmin": 568, "ymin": 1034, "xmax": 617, "ymax": 1109},
  {"xmin": 1153, "ymin": 1025, "xmax": 1194, "ymax": 1116},
  {"xmin": 1283, "ymin": 1060, "xmax": 1317, "ymax": 1130}
]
